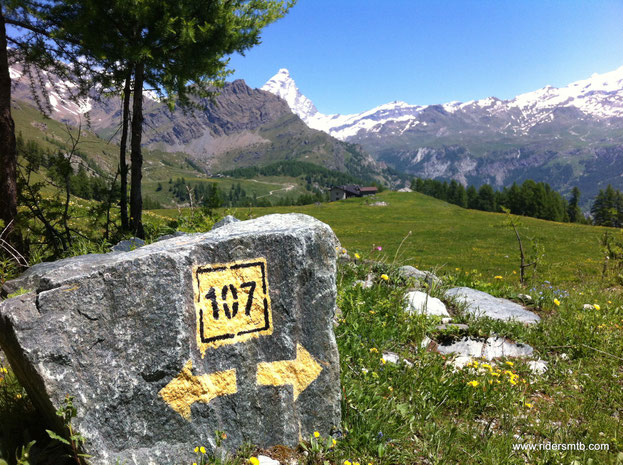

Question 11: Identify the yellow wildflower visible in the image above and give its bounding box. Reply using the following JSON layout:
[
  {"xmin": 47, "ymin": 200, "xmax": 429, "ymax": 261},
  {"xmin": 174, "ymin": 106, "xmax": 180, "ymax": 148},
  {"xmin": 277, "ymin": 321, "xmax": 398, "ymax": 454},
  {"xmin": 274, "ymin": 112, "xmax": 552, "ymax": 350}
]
[
  {"xmin": 594, "ymin": 304, "xmax": 601, "ymax": 310},
  {"xmin": 467, "ymin": 380, "xmax": 479, "ymax": 387},
  {"xmin": 455, "ymin": 267, "xmax": 460, "ymax": 271},
  {"xmin": 505, "ymin": 361, "xmax": 514, "ymax": 367},
  {"xmin": 200, "ymin": 446, "xmax": 206, "ymax": 454},
  {"xmin": 525, "ymin": 402, "xmax": 533, "ymax": 408},
  {"xmin": 314, "ymin": 431, "xmax": 320, "ymax": 438},
  {"xmin": 194, "ymin": 447, "xmax": 199, "ymax": 453},
  {"xmin": 388, "ymin": 386, "xmax": 393, "ymax": 392},
  {"xmin": 380, "ymin": 358, "xmax": 386, "ymax": 365},
  {"xmin": 354, "ymin": 253, "xmax": 361, "ymax": 260},
  {"xmin": 380, "ymin": 274, "xmax": 389, "ymax": 281},
  {"xmin": 344, "ymin": 461, "xmax": 352, "ymax": 465},
  {"xmin": 370, "ymin": 347, "xmax": 378, "ymax": 353},
  {"xmin": 249, "ymin": 458, "xmax": 260, "ymax": 465},
  {"xmin": 553, "ymin": 298, "xmax": 560, "ymax": 306},
  {"xmin": 494, "ymin": 275, "xmax": 503, "ymax": 280},
  {"xmin": 491, "ymin": 372, "xmax": 500, "ymax": 377},
  {"xmin": 332, "ymin": 439, "xmax": 337, "ymax": 447}
]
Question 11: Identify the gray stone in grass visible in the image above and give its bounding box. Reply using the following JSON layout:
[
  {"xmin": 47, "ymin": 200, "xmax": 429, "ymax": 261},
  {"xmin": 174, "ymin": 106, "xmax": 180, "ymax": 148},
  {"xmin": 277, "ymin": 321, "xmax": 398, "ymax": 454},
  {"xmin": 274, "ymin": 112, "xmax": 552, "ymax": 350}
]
[
  {"xmin": 404, "ymin": 291, "xmax": 450, "ymax": 317},
  {"xmin": 398, "ymin": 266, "xmax": 441, "ymax": 287},
  {"xmin": 0, "ymin": 214, "xmax": 341, "ymax": 465},
  {"xmin": 445, "ymin": 287, "xmax": 540, "ymax": 324},
  {"xmin": 111, "ymin": 236, "xmax": 145, "ymax": 252},
  {"xmin": 436, "ymin": 336, "xmax": 534, "ymax": 360}
]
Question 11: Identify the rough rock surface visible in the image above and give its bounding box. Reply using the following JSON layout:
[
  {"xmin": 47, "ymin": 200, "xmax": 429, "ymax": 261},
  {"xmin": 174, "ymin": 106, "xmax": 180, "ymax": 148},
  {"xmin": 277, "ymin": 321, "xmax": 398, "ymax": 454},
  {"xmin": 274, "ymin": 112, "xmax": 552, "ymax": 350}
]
[
  {"xmin": 404, "ymin": 291, "xmax": 449, "ymax": 317},
  {"xmin": 445, "ymin": 287, "xmax": 540, "ymax": 324},
  {"xmin": 0, "ymin": 214, "xmax": 341, "ymax": 465}
]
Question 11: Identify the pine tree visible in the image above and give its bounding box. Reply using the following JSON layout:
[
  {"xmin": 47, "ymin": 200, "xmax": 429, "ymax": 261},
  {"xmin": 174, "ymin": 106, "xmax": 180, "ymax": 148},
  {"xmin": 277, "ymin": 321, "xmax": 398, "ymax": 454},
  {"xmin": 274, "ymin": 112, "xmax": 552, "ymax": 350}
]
[{"xmin": 568, "ymin": 187, "xmax": 583, "ymax": 223}]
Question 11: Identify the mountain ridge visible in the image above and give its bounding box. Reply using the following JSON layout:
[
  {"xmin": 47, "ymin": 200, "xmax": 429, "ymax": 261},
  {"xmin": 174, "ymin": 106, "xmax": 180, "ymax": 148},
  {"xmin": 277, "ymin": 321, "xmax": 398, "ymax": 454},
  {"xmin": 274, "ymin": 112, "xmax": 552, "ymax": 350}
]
[{"xmin": 262, "ymin": 66, "xmax": 623, "ymax": 204}]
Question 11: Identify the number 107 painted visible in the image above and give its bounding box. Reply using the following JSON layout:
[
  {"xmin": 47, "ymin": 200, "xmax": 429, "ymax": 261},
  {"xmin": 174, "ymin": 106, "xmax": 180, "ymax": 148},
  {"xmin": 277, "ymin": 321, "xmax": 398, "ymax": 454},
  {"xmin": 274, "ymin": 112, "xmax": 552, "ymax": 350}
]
[{"xmin": 192, "ymin": 258, "xmax": 273, "ymax": 356}]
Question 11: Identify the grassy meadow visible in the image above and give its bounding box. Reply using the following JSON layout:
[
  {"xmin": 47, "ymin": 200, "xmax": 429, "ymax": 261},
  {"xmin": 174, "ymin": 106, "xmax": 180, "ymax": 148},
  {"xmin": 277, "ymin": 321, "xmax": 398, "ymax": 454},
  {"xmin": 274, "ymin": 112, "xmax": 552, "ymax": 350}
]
[
  {"xmin": 156, "ymin": 191, "xmax": 611, "ymax": 284},
  {"xmin": 2, "ymin": 191, "xmax": 623, "ymax": 465}
]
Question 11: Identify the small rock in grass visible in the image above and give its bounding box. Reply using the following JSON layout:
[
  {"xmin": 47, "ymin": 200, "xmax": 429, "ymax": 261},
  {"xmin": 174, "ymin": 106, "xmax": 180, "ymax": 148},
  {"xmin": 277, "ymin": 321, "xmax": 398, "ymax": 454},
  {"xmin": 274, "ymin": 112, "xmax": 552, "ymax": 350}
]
[
  {"xmin": 382, "ymin": 351, "xmax": 413, "ymax": 367},
  {"xmin": 404, "ymin": 291, "xmax": 450, "ymax": 317},
  {"xmin": 436, "ymin": 336, "xmax": 533, "ymax": 360},
  {"xmin": 420, "ymin": 336, "xmax": 434, "ymax": 349},
  {"xmin": 583, "ymin": 304, "xmax": 594, "ymax": 310},
  {"xmin": 448, "ymin": 355, "xmax": 475, "ymax": 369},
  {"xmin": 398, "ymin": 266, "xmax": 441, "ymax": 287},
  {"xmin": 517, "ymin": 294, "xmax": 532, "ymax": 302},
  {"xmin": 111, "ymin": 237, "xmax": 145, "ymax": 252},
  {"xmin": 258, "ymin": 455, "xmax": 281, "ymax": 465},
  {"xmin": 441, "ymin": 317, "xmax": 453, "ymax": 324},
  {"xmin": 528, "ymin": 359, "xmax": 548, "ymax": 375},
  {"xmin": 382, "ymin": 352, "xmax": 400, "ymax": 364},
  {"xmin": 445, "ymin": 287, "xmax": 540, "ymax": 325}
]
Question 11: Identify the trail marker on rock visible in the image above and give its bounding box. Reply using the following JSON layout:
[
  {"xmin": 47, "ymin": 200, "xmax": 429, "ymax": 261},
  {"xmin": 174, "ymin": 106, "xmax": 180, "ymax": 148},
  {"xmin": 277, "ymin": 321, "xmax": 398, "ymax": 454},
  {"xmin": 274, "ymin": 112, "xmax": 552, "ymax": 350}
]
[{"xmin": 0, "ymin": 214, "xmax": 341, "ymax": 465}]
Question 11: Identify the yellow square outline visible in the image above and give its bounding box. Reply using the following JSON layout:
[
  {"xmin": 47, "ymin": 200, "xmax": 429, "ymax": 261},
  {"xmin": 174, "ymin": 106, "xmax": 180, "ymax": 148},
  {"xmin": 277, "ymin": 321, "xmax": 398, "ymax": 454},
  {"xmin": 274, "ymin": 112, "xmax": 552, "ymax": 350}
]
[{"xmin": 193, "ymin": 258, "xmax": 273, "ymax": 356}]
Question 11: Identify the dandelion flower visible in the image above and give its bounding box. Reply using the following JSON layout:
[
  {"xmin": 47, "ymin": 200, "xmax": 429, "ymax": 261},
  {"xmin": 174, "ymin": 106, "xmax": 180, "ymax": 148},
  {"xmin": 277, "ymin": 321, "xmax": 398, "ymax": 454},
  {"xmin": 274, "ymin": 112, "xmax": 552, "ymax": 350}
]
[
  {"xmin": 553, "ymin": 298, "xmax": 560, "ymax": 306},
  {"xmin": 467, "ymin": 380, "xmax": 479, "ymax": 387},
  {"xmin": 380, "ymin": 274, "xmax": 389, "ymax": 281},
  {"xmin": 314, "ymin": 431, "xmax": 320, "ymax": 438}
]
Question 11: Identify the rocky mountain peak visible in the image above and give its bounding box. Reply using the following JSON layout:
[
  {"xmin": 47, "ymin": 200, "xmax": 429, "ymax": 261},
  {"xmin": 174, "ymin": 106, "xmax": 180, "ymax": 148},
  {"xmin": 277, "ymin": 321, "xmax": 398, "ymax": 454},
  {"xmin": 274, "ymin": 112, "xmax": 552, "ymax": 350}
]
[{"xmin": 261, "ymin": 68, "xmax": 319, "ymax": 123}]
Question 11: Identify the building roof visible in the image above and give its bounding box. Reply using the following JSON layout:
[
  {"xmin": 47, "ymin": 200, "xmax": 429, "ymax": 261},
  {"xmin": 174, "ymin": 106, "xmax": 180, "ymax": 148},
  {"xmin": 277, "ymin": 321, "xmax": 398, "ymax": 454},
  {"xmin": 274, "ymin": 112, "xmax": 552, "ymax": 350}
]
[{"xmin": 331, "ymin": 185, "xmax": 378, "ymax": 196}]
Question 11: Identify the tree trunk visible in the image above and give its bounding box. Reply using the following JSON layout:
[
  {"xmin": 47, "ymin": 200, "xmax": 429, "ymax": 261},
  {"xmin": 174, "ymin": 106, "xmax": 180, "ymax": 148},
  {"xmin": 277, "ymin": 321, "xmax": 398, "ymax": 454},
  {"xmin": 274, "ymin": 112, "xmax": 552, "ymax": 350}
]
[
  {"xmin": 119, "ymin": 70, "xmax": 131, "ymax": 231},
  {"xmin": 0, "ymin": 9, "xmax": 18, "ymax": 247},
  {"xmin": 129, "ymin": 62, "xmax": 144, "ymax": 238}
]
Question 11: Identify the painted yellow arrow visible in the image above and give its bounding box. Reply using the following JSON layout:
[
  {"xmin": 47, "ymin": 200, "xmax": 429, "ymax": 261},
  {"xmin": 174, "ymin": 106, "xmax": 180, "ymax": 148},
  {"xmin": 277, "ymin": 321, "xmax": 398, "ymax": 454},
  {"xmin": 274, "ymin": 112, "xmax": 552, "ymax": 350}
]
[
  {"xmin": 159, "ymin": 360, "xmax": 237, "ymax": 420},
  {"xmin": 256, "ymin": 343, "xmax": 323, "ymax": 400}
]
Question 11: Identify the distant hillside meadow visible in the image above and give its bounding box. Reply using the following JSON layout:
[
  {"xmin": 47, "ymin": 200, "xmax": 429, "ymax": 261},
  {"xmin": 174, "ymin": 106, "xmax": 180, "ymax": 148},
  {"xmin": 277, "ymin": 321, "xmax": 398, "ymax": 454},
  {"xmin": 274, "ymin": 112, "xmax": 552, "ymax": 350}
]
[{"xmin": 156, "ymin": 191, "xmax": 609, "ymax": 284}]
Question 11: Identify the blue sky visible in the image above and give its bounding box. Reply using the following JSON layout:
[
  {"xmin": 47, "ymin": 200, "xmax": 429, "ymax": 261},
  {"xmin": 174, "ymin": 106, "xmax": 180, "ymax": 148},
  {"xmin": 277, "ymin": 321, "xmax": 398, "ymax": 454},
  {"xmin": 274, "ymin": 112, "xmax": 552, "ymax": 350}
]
[{"xmin": 228, "ymin": 0, "xmax": 623, "ymax": 115}]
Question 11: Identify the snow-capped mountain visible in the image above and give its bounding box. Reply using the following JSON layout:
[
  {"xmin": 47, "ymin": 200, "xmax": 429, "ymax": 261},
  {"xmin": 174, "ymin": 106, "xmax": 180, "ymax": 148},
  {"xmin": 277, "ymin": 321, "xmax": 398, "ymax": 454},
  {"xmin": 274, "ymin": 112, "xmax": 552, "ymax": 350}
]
[
  {"xmin": 263, "ymin": 66, "xmax": 623, "ymax": 204},
  {"xmin": 263, "ymin": 66, "xmax": 623, "ymax": 141}
]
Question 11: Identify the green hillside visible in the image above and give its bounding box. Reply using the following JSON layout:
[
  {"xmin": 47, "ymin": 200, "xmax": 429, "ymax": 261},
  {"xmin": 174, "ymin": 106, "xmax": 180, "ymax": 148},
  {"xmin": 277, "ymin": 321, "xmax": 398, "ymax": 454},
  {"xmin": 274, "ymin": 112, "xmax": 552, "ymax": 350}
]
[{"xmin": 157, "ymin": 191, "xmax": 608, "ymax": 284}]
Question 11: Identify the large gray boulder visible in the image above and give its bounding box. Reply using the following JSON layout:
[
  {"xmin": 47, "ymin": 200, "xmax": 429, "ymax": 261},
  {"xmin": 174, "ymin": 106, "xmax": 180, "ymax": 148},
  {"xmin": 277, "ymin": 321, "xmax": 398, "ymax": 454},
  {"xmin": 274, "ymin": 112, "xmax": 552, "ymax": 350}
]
[
  {"xmin": 445, "ymin": 287, "xmax": 540, "ymax": 324},
  {"xmin": 0, "ymin": 214, "xmax": 341, "ymax": 465}
]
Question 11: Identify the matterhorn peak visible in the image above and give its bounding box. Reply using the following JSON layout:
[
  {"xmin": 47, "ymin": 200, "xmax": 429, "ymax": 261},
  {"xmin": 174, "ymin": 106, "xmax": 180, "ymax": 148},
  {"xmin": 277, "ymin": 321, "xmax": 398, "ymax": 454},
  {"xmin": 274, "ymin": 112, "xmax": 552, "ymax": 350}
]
[{"xmin": 262, "ymin": 68, "xmax": 319, "ymax": 122}]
